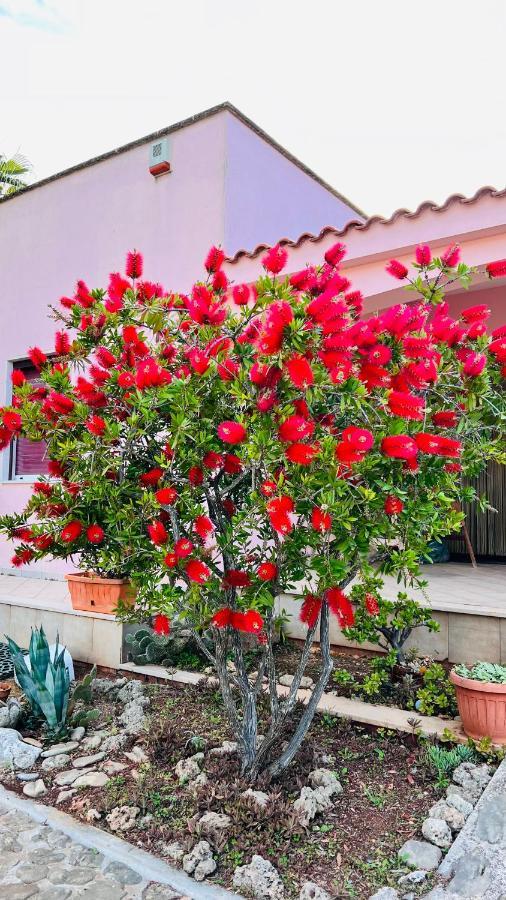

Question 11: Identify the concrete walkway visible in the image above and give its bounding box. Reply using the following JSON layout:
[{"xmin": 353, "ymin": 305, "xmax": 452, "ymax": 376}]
[{"xmin": 0, "ymin": 786, "xmax": 241, "ymax": 900}]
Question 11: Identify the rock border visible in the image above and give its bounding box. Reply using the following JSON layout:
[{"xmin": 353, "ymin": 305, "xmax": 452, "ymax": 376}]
[{"xmin": 0, "ymin": 784, "xmax": 243, "ymax": 900}]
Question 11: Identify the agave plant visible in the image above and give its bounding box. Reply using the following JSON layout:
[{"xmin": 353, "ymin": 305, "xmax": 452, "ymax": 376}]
[{"xmin": 6, "ymin": 626, "xmax": 71, "ymax": 736}]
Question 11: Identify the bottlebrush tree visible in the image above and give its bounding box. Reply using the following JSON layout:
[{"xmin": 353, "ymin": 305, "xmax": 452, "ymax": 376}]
[{"xmin": 0, "ymin": 242, "xmax": 505, "ymax": 779}]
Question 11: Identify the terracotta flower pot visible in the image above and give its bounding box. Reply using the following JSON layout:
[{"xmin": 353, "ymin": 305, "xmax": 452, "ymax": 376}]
[
  {"xmin": 450, "ymin": 669, "xmax": 506, "ymax": 745},
  {"xmin": 0, "ymin": 682, "xmax": 11, "ymax": 702},
  {"xmin": 66, "ymin": 573, "xmax": 135, "ymax": 615}
]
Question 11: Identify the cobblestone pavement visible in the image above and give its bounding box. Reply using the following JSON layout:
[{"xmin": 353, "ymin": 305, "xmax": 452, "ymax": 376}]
[{"xmin": 0, "ymin": 802, "xmax": 186, "ymax": 900}]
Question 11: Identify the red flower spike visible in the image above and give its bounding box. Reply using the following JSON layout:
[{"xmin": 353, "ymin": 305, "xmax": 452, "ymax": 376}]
[
  {"xmin": 311, "ymin": 507, "xmax": 332, "ymax": 532},
  {"xmin": 61, "ymin": 520, "xmax": 83, "ymax": 543},
  {"xmin": 153, "ymin": 614, "xmax": 170, "ymax": 636},
  {"xmin": 48, "ymin": 460, "xmax": 64, "ymax": 478},
  {"xmin": 164, "ymin": 551, "xmax": 178, "ymax": 568},
  {"xmin": 212, "ymin": 607, "xmax": 233, "ymax": 628},
  {"xmin": 86, "ymin": 415, "xmax": 106, "ymax": 437},
  {"xmin": 324, "ymin": 242, "xmax": 347, "ymax": 267},
  {"xmin": 279, "ymin": 415, "xmax": 315, "ymax": 443},
  {"xmin": 326, "ymin": 588, "xmax": 355, "ymax": 627},
  {"xmin": 223, "ymin": 569, "xmax": 251, "ymax": 588},
  {"xmin": 28, "ymin": 347, "xmax": 47, "ymax": 370},
  {"xmin": 441, "ymin": 244, "xmax": 460, "ymax": 268},
  {"xmin": 186, "ymin": 559, "xmax": 211, "ymax": 584},
  {"xmin": 155, "ymin": 487, "xmax": 178, "ymax": 505},
  {"xmin": 415, "ymin": 244, "xmax": 432, "ymax": 266},
  {"xmin": 415, "ymin": 433, "xmax": 462, "ymax": 458},
  {"xmin": 364, "ymin": 593, "xmax": 380, "ymax": 616},
  {"xmin": 188, "ymin": 466, "xmax": 204, "ymax": 486},
  {"xmin": 486, "ymin": 259, "xmax": 506, "ymax": 279},
  {"xmin": 175, "ymin": 538, "xmax": 194, "ymax": 559},
  {"xmin": 126, "ymin": 250, "xmax": 143, "ymax": 280},
  {"xmin": 139, "ymin": 467, "xmax": 163, "ymax": 487},
  {"xmin": 193, "ymin": 515, "xmax": 214, "ymax": 539},
  {"xmin": 387, "ymin": 391, "xmax": 425, "ymax": 421},
  {"xmin": 147, "ymin": 520, "xmax": 168, "ymax": 545},
  {"xmin": 300, "ymin": 594, "xmax": 322, "ymax": 628},
  {"xmin": 386, "ymin": 259, "xmax": 408, "ymax": 280},
  {"xmin": 285, "ymin": 355, "xmax": 314, "ymax": 389},
  {"xmin": 286, "ymin": 443, "xmax": 318, "ymax": 465},
  {"xmin": 2, "ymin": 411, "xmax": 22, "ymax": 432},
  {"xmin": 223, "ymin": 454, "xmax": 242, "ymax": 475},
  {"xmin": 11, "ymin": 370, "xmax": 27, "ymax": 388},
  {"xmin": 342, "ymin": 426, "xmax": 374, "ymax": 452},
  {"xmin": 204, "ymin": 246, "xmax": 225, "ymax": 273},
  {"xmin": 232, "ymin": 284, "xmax": 250, "ymax": 306},
  {"xmin": 384, "ymin": 496, "xmax": 404, "ymax": 516},
  {"xmin": 262, "ymin": 244, "xmax": 288, "ymax": 275},
  {"xmin": 433, "ymin": 410, "xmax": 458, "ymax": 428},
  {"xmin": 86, "ymin": 524, "xmax": 105, "ymax": 544},
  {"xmin": 257, "ymin": 562, "xmax": 277, "ymax": 581},
  {"xmin": 217, "ymin": 421, "xmax": 247, "ymax": 444},
  {"xmin": 381, "ymin": 435, "xmax": 418, "ymax": 460}
]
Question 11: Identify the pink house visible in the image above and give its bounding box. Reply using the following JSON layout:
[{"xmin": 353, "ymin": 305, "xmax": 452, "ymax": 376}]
[{"xmin": 0, "ymin": 102, "xmax": 362, "ymax": 576}]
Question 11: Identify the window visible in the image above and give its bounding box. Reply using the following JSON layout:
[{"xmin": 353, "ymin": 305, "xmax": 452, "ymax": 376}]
[{"xmin": 9, "ymin": 360, "xmax": 50, "ymax": 480}]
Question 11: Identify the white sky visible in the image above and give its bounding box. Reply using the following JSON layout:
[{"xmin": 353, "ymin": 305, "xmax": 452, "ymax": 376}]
[{"xmin": 1, "ymin": 0, "xmax": 506, "ymax": 222}]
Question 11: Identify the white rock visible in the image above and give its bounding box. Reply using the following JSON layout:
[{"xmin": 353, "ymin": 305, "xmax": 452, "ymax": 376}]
[
  {"xmin": 41, "ymin": 741, "xmax": 79, "ymax": 758},
  {"xmin": 279, "ymin": 674, "xmax": 314, "ymax": 689},
  {"xmin": 41, "ymin": 753, "xmax": 71, "ymax": 772},
  {"xmin": 369, "ymin": 889, "xmax": 399, "ymax": 900},
  {"xmin": 299, "ymin": 881, "xmax": 332, "ymax": 900},
  {"xmin": 72, "ymin": 771, "xmax": 109, "ymax": 788},
  {"xmin": 124, "ymin": 745, "xmax": 148, "ymax": 763},
  {"xmin": 308, "ymin": 769, "xmax": 342, "ymax": 796},
  {"xmin": 73, "ymin": 751, "xmax": 106, "ymax": 768},
  {"xmin": 86, "ymin": 808, "xmax": 101, "ymax": 822},
  {"xmin": 429, "ymin": 800, "xmax": 465, "ymax": 831},
  {"xmin": 80, "ymin": 734, "xmax": 102, "ymax": 752},
  {"xmin": 175, "ymin": 752, "xmax": 204, "ymax": 784},
  {"xmin": 161, "ymin": 841, "xmax": 184, "ymax": 862},
  {"xmin": 54, "ymin": 768, "xmax": 84, "ymax": 786},
  {"xmin": 0, "ymin": 728, "xmax": 41, "ymax": 770},
  {"xmin": 22, "ymin": 778, "xmax": 47, "ymax": 798},
  {"xmin": 0, "ymin": 698, "xmax": 22, "ymax": 728},
  {"xmin": 198, "ymin": 811, "xmax": 231, "ymax": 833},
  {"xmin": 56, "ymin": 789, "xmax": 76, "ymax": 804},
  {"xmin": 102, "ymin": 760, "xmax": 127, "ymax": 776},
  {"xmin": 233, "ymin": 854, "xmax": 284, "ymax": 899},
  {"xmin": 421, "ymin": 817, "xmax": 452, "ymax": 849},
  {"xmin": 242, "ymin": 788, "xmax": 270, "ymax": 808},
  {"xmin": 70, "ymin": 726, "xmax": 86, "ymax": 742},
  {"xmin": 209, "ymin": 741, "xmax": 238, "ymax": 756},
  {"xmin": 106, "ymin": 805, "xmax": 140, "ymax": 832},
  {"xmin": 446, "ymin": 793, "xmax": 473, "ymax": 818},
  {"xmin": 182, "ymin": 840, "xmax": 217, "ymax": 881}
]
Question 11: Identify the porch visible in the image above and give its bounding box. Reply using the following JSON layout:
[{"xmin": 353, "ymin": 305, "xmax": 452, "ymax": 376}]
[{"xmin": 0, "ymin": 562, "xmax": 504, "ymax": 668}]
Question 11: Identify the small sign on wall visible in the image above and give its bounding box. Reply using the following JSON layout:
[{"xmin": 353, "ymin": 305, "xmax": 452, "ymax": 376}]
[{"xmin": 149, "ymin": 137, "xmax": 171, "ymax": 176}]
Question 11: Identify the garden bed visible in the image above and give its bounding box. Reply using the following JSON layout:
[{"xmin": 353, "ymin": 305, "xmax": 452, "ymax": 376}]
[{"xmin": 0, "ymin": 671, "xmax": 450, "ymax": 898}]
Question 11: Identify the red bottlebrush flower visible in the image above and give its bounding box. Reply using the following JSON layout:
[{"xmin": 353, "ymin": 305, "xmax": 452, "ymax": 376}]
[
  {"xmin": 261, "ymin": 480, "xmax": 277, "ymax": 497},
  {"xmin": 463, "ymin": 352, "xmax": 486, "ymax": 377},
  {"xmin": 186, "ymin": 559, "xmax": 211, "ymax": 584},
  {"xmin": 324, "ymin": 242, "xmax": 347, "ymax": 267},
  {"xmin": 461, "ymin": 304, "xmax": 490, "ymax": 323},
  {"xmin": 85, "ymin": 415, "xmax": 106, "ymax": 436},
  {"xmin": 140, "ymin": 467, "xmax": 163, "ymax": 487},
  {"xmin": 212, "ymin": 607, "xmax": 233, "ymax": 628},
  {"xmin": 155, "ymin": 486, "xmax": 178, "ymax": 505},
  {"xmin": 300, "ymin": 594, "xmax": 322, "ymax": 628},
  {"xmin": 267, "ymin": 495, "xmax": 294, "ymax": 515},
  {"xmin": 204, "ymin": 245, "xmax": 225, "ymax": 273},
  {"xmin": 106, "ymin": 273, "xmax": 130, "ymax": 309},
  {"xmin": 48, "ymin": 459, "xmax": 64, "ymax": 478},
  {"xmin": 441, "ymin": 243, "xmax": 460, "ymax": 267},
  {"xmin": 236, "ymin": 609, "xmax": 264, "ymax": 633},
  {"xmin": 256, "ymin": 389, "xmax": 278, "ymax": 413},
  {"xmin": 126, "ymin": 250, "xmax": 143, "ymax": 279},
  {"xmin": 187, "ymin": 348, "xmax": 210, "ymax": 375},
  {"xmin": 286, "ymin": 443, "xmax": 318, "ymax": 465},
  {"xmin": 217, "ymin": 420, "xmax": 247, "ymax": 445},
  {"xmin": 175, "ymin": 538, "xmax": 194, "ymax": 559},
  {"xmin": 28, "ymin": 346, "xmax": 47, "ymax": 370},
  {"xmin": 405, "ymin": 358, "xmax": 439, "ymax": 389},
  {"xmin": 433, "ymin": 410, "xmax": 458, "ymax": 428},
  {"xmin": 415, "ymin": 244, "xmax": 432, "ymax": 266},
  {"xmin": 203, "ymin": 451, "xmax": 223, "ymax": 469},
  {"xmin": 294, "ymin": 398, "xmax": 310, "ymax": 419},
  {"xmin": 48, "ymin": 392, "xmax": 75, "ymax": 415},
  {"xmin": 285, "ymin": 355, "xmax": 314, "ymax": 389},
  {"xmin": 279, "ymin": 415, "xmax": 315, "ymax": 442},
  {"xmin": 364, "ymin": 593, "xmax": 380, "ymax": 615},
  {"xmin": 262, "ymin": 244, "xmax": 288, "ymax": 275},
  {"xmin": 222, "ymin": 498, "xmax": 236, "ymax": 517},
  {"xmin": 89, "ymin": 365, "xmax": 111, "ymax": 386},
  {"xmin": 290, "ymin": 266, "xmax": 317, "ymax": 292},
  {"xmin": 34, "ymin": 481, "xmax": 53, "ymax": 497},
  {"xmin": 87, "ymin": 524, "xmax": 105, "ymax": 544},
  {"xmin": 223, "ymin": 453, "xmax": 242, "ymax": 475},
  {"xmin": 444, "ymin": 462, "xmax": 462, "ymax": 473},
  {"xmin": 384, "ymin": 495, "xmax": 404, "ymax": 515},
  {"xmin": 60, "ymin": 295, "xmax": 76, "ymax": 309},
  {"xmin": 74, "ymin": 280, "xmax": 94, "ymax": 308},
  {"xmin": 359, "ymin": 363, "xmax": 391, "ymax": 390},
  {"xmin": 326, "ymin": 588, "xmax": 355, "ymax": 627},
  {"xmin": 117, "ymin": 371, "xmax": 135, "ymax": 389},
  {"xmin": 212, "ymin": 270, "xmax": 228, "ymax": 292},
  {"xmin": 153, "ymin": 614, "xmax": 170, "ymax": 636},
  {"xmin": 342, "ymin": 426, "xmax": 374, "ymax": 452},
  {"xmin": 257, "ymin": 562, "xmax": 277, "ymax": 581},
  {"xmin": 96, "ymin": 346, "xmax": 117, "ymax": 369},
  {"xmin": 223, "ymin": 569, "xmax": 251, "ymax": 588},
  {"xmin": 164, "ymin": 551, "xmax": 178, "ymax": 568},
  {"xmin": 330, "ymin": 360, "xmax": 353, "ymax": 385},
  {"xmin": 311, "ymin": 507, "xmax": 332, "ymax": 532},
  {"xmin": 54, "ymin": 330, "xmax": 71, "ymax": 355},
  {"xmin": 486, "ymin": 259, "xmax": 506, "ymax": 279},
  {"xmin": 217, "ymin": 359, "xmax": 240, "ymax": 381},
  {"xmin": 335, "ymin": 442, "xmax": 364, "ymax": 464},
  {"xmin": 2, "ymin": 410, "xmax": 22, "ymax": 432},
  {"xmin": 122, "ymin": 325, "xmax": 139, "ymax": 345},
  {"xmin": 61, "ymin": 520, "xmax": 83, "ymax": 543},
  {"xmin": 188, "ymin": 466, "xmax": 204, "ymax": 486},
  {"xmin": 147, "ymin": 520, "xmax": 168, "ymax": 545},
  {"xmin": 268, "ymin": 510, "xmax": 293, "ymax": 535},
  {"xmin": 416, "ymin": 433, "xmax": 462, "ymax": 458},
  {"xmin": 387, "ymin": 391, "xmax": 425, "ymax": 421},
  {"xmin": 0, "ymin": 426, "xmax": 13, "ymax": 450},
  {"xmin": 11, "ymin": 548, "xmax": 34, "ymax": 567},
  {"xmin": 232, "ymin": 284, "xmax": 250, "ymax": 306},
  {"xmin": 489, "ymin": 337, "xmax": 506, "ymax": 362},
  {"xmin": 193, "ymin": 515, "xmax": 214, "ymax": 539},
  {"xmin": 11, "ymin": 370, "xmax": 26, "ymax": 388},
  {"xmin": 381, "ymin": 435, "xmax": 418, "ymax": 460},
  {"xmin": 386, "ymin": 259, "xmax": 408, "ymax": 280},
  {"xmin": 367, "ymin": 344, "xmax": 392, "ymax": 366},
  {"xmin": 34, "ymin": 534, "xmax": 53, "ymax": 551}
]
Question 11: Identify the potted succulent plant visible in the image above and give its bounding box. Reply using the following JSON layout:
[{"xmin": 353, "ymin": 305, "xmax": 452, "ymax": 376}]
[{"xmin": 451, "ymin": 662, "xmax": 506, "ymax": 744}]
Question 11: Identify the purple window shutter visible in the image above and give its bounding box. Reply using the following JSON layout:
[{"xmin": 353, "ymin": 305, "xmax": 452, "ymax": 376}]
[{"xmin": 12, "ymin": 362, "xmax": 50, "ymax": 478}]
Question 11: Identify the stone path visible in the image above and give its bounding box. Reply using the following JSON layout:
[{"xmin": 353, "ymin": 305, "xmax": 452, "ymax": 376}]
[{"xmin": 0, "ymin": 793, "xmax": 241, "ymax": 900}]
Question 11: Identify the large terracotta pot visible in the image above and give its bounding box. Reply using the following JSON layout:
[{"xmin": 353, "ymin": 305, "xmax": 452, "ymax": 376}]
[
  {"xmin": 450, "ymin": 669, "xmax": 506, "ymax": 745},
  {"xmin": 66, "ymin": 573, "xmax": 135, "ymax": 615}
]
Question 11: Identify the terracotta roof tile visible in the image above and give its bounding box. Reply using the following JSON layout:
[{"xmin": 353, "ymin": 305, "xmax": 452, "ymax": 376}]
[{"xmin": 226, "ymin": 185, "xmax": 506, "ymax": 264}]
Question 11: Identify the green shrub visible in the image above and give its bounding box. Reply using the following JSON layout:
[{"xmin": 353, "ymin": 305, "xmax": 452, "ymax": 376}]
[
  {"xmin": 424, "ymin": 743, "xmax": 475, "ymax": 784},
  {"xmin": 414, "ymin": 662, "xmax": 457, "ymax": 717}
]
